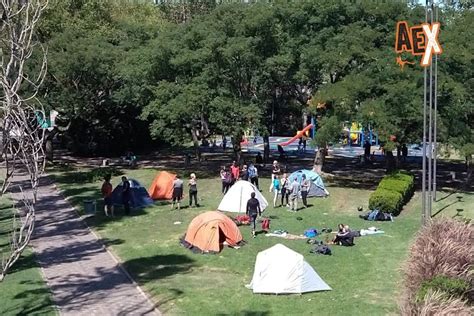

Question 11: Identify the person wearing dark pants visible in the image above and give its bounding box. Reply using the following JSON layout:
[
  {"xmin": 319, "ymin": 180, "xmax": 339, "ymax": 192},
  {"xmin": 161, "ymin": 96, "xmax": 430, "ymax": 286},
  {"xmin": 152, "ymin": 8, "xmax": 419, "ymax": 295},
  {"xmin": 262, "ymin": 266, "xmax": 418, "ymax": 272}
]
[
  {"xmin": 172, "ymin": 174, "xmax": 184, "ymax": 210},
  {"xmin": 248, "ymin": 163, "xmax": 259, "ymax": 190},
  {"xmin": 280, "ymin": 173, "xmax": 290, "ymax": 207},
  {"xmin": 301, "ymin": 174, "xmax": 310, "ymax": 208},
  {"xmin": 121, "ymin": 176, "xmax": 131, "ymax": 215},
  {"xmin": 188, "ymin": 173, "xmax": 199, "ymax": 207},
  {"xmin": 246, "ymin": 192, "xmax": 261, "ymax": 238}
]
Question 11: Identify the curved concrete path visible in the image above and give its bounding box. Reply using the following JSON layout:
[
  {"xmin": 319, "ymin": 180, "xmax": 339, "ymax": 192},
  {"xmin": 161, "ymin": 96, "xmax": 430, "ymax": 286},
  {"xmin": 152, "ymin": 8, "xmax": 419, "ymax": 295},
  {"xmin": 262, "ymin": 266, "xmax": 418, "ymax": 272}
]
[{"xmin": 10, "ymin": 174, "xmax": 160, "ymax": 316}]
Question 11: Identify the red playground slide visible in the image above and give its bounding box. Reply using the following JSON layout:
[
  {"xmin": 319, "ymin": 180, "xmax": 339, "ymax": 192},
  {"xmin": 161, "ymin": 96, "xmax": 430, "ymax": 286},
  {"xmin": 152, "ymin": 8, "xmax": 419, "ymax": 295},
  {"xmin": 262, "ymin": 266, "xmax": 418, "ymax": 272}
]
[{"xmin": 279, "ymin": 124, "xmax": 314, "ymax": 146}]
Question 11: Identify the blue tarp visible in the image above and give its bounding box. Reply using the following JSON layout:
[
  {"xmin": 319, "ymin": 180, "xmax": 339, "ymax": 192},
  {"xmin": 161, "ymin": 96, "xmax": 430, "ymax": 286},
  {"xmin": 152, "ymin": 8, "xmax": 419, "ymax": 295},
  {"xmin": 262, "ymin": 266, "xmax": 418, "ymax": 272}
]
[
  {"xmin": 288, "ymin": 170, "xmax": 329, "ymax": 197},
  {"xmin": 111, "ymin": 179, "xmax": 154, "ymax": 208}
]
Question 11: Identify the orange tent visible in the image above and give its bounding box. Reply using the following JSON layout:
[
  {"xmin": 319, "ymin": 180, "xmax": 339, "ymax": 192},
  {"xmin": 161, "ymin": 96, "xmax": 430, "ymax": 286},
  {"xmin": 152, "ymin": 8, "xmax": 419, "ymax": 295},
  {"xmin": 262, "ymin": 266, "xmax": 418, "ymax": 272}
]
[
  {"xmin": 148, "ymin": 171, "xmax": 176, "ymax": 200},
  {"xmin": 184, "ymin": 211, "xmax": 243, "ymax": 253}
]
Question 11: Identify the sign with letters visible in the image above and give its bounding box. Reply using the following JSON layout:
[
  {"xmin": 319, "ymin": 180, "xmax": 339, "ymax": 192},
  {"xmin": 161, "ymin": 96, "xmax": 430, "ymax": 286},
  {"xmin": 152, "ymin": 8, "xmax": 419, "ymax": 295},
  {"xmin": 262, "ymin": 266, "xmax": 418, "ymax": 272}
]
[{"xmin": 395, "ymin": 21, "xmax": 442, "ymax": 68}]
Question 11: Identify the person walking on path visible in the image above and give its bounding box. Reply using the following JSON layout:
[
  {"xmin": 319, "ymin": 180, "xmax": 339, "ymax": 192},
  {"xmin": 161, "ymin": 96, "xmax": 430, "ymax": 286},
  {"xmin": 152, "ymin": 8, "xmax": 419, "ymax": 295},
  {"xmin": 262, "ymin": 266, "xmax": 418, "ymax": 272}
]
[
  {"xmin": 188, "ymin": 173, "xmax": 199, "ymax": 208},
  {"xmin": 171, "ymin": 174, "xmax": 184, "ymax": 210},
  {"xmin": 101, "ymin": 174, "xmax": 114, "ymax": 217},
  {"xmin": 288, "ymin": 177, "xmax": 300, "ymax": 212},
  {"xmin": 272, "ymin": 175, "xmax": 281, "ymax": 208},
  {"xmin": 280, "ymin": 173, "xmax": 290, "ymax": 207},
  {"xmin": 269, "ymin": 160, "xmax": 281, "ymax": 192},
  {"xmin": 246, "ymin": 192, "xmax": 262, "ymax": 238},
  {"xmin": 230, "ymin": 161, "xmax": 240, "ymax": 184},
  {"xmin": 301, "ymin": 174, "xmax": 310, "ymax": 208},
  {"xmin": 248, "ymin": 163, "xmax": 259, "ymax": 190},
  {"xmin": 121, "ymin": 176, "xmax": 131, "ymax": 215}
]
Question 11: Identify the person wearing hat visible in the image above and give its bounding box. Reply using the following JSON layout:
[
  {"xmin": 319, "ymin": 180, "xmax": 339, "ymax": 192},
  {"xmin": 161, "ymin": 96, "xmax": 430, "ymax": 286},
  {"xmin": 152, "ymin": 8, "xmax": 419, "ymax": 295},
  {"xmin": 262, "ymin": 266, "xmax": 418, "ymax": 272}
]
[
  {"xmin": 269, "ymin": 160, "xmax": 281, "ymax": 192},
  {"xmin": 188, "ymin": 173, "xmax": 199, "ymax": 208}
]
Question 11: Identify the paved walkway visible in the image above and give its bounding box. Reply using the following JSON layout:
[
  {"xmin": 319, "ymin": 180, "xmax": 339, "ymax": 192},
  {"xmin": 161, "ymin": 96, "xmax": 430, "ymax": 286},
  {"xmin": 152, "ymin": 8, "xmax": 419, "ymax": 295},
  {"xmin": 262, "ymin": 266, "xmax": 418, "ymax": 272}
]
[{"xmin": 10, "ymin": 174, "xmax": 160, "ymax": 316}]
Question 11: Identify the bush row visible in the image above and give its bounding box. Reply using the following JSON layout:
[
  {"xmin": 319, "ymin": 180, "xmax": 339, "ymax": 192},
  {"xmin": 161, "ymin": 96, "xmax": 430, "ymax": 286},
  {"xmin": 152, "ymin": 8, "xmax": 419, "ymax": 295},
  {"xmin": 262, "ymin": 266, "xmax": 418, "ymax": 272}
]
[{"xmin": 368, "ymin": 171, "xmax": 414, "ymax": 215}]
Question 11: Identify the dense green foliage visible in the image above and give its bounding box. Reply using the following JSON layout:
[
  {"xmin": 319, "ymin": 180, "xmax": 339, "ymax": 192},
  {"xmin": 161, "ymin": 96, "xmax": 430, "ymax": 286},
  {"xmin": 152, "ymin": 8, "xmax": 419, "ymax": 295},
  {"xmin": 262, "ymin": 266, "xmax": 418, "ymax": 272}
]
[
  {"xmin": 37, "ymin": 1, "xmax": 473, "ymax": 158},
  {"xmin": 369, "ymin": 171, "xmax": 414, "ymax": 215},
  {"xmin": 416, "ymin": 275, "xmax": 471, "ymax": 303}
]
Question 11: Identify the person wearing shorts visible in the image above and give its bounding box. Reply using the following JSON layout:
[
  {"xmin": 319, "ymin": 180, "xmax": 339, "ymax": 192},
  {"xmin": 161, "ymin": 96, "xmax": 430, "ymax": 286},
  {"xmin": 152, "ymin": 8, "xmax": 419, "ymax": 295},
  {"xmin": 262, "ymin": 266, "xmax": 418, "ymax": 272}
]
[
  {"xmin": 246, "ymin": 192, "xmax": 261, "ymax": 238},
  {"xmin": 172, "ymin": 175, "xmax": 184, "ymax": 210}
]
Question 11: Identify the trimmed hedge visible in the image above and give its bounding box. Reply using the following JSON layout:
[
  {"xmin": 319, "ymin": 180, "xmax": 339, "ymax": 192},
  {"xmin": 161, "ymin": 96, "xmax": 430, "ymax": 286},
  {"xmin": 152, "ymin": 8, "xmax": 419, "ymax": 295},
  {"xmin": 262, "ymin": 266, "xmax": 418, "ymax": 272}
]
[{"xmin": 369, "ymin": 171, "xmax": 414, "ymax": 215}]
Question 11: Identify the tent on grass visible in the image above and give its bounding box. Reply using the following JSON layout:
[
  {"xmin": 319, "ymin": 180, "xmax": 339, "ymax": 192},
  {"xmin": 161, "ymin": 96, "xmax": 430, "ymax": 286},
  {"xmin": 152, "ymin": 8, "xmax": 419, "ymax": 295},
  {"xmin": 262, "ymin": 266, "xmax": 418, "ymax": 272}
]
[
  {"xmin": 288, "ymin": 169, "xmax": 329, "ymax": 197},
  {"xmin": 218, "ymin": 180, "xmax": 268, "ymax": 213},
  {"xmin": 148, "ymin": 171, "xmax": 176, "ymax": 200},
  {"xmin": 182, "ymin": 211, "xmax": 243, "ymax": 253},
  {"xmin": 111, "ymin": 179, "xmax": 154, "ymax": 208},
  {"xmin": 247, "ymin": 244, "xmax": 331, "ymax": 294}
]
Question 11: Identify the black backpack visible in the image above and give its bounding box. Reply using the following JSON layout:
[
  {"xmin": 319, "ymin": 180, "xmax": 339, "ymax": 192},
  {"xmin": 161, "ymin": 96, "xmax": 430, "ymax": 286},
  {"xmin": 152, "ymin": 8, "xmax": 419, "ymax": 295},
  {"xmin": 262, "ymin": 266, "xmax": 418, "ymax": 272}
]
[{"xmin": 310, "ymin": 244, "xmax": 332, "ymax": 255}]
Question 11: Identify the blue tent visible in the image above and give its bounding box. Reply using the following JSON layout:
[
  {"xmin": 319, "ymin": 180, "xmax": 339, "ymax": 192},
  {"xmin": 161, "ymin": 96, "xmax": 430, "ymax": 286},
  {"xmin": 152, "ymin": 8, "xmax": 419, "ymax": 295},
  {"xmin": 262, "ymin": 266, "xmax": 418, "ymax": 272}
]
[
  {"xmin": 111, "ymin": 179, "xmax": 154, "ymax": 208},
  {"xmin": 288, "ymin": 170, "xmax": 329, "ymax": 197}
]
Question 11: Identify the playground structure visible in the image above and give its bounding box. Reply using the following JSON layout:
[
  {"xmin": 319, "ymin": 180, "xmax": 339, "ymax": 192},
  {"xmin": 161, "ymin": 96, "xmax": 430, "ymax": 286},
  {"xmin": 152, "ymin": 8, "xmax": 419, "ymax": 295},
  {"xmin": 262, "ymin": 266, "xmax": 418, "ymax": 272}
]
[
  {"xmin": 35, "ymin": 110, "xmax": 58, "ymax": 130},
  {"xmin": 343, "ymin": 122, "xmax": 379, "ymax": 147}
]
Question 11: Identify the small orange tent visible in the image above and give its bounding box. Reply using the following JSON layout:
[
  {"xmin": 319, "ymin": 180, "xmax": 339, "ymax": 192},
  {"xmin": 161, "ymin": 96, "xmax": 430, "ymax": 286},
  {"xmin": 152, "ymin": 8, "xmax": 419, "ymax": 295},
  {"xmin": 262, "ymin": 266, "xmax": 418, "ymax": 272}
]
[
  {"xmin": 184, "ymin": 211, "xmax": 243, "ymax": 253},
  {"xmin": 148, "ymin": 171, "xmax": 176, "ymax": 200}
]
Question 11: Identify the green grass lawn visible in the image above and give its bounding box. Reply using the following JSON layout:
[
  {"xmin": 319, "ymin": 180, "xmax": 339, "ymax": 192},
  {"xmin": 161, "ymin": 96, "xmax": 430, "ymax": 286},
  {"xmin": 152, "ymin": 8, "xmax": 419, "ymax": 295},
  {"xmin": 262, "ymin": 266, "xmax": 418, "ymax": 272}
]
[
  {"xmin": 0, "ymin": 202, "xmax": 56, "ymax": 316},
  {"xmin": 50, "ymin": 167, "xmax": 473, "ymax": 316}
]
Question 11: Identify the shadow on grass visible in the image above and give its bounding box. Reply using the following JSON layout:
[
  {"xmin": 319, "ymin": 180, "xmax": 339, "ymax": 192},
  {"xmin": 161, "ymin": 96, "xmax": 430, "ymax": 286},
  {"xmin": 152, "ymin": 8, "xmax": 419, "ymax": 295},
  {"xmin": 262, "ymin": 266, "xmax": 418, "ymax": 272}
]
[
  {"xmin": 217, "ymin": 311, "xmax": 270, "ymax": 316},
  {"xmin": 123, "ymin": 254, "xmax": 195, "ymax": 284}
]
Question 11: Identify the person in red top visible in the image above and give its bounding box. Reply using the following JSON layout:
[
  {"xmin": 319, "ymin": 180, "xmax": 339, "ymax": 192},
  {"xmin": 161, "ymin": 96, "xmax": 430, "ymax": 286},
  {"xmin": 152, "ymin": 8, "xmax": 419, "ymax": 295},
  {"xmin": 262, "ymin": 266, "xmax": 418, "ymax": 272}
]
[
  {"xmin": 230, "ymin": 161, "xmax": 240, "ymax": 185},
  {"xmin": 101, "ymin": 174, "xmax": 114, "ymax": 217}
]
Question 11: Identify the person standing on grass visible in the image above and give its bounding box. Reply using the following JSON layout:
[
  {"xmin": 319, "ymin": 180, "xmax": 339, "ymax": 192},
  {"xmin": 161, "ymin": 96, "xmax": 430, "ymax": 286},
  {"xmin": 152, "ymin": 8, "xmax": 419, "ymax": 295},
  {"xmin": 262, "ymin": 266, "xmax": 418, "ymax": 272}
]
[
  {"xmin": 288, "ymin": 177, "xmax": 300, "ymax": 212},
  {"xmin": 188, "ymin": 173, "xmax": 199, "ymax": 208},
  {"xmin": 230, "ymin": 161, "xmax": 240, "ymax": 184},
  {"xmin": 171, "ymin": 174, "xmax": 184, "ymax": 210},
  {"xmin": 101, "ymin": 174, "xmax": 114, "ymax": 217},
  {"xmin": 248, "ymin": 163, "xmax": 259, "ymax": 189},
  {"xmin": 121, "ymin": 176, "xmax": 131, "ymax": 216},
  {"xmin": 246, "ymin": 192, "xmax": 261, "ymax": 238},
  {"xmin": 301, "ymin": 174, "xmax": 310, "ymax": 208},
  {"xmin": 280, "ymin": 173, "xmax": 290, "ymax": 207},
  {"xmin": 220, "ymin": 166, "xmax": 228, "ymax": 194},
  {"xmin": 272, "ymin": 175, "xmax": 281, "ymax": 208},
  {"xmin": 241, "ymin": 165, "xmax": 249, "ymax": 181},
  {"xmin": 269, "ymin": 160, "xmax": 281, "ymax": 192}
]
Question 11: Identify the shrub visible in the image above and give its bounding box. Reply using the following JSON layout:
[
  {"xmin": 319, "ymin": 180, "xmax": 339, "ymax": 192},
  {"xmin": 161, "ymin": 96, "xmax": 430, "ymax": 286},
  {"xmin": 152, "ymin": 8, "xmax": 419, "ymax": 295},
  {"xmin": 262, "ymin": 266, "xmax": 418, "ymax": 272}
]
[
  {"xmin": 368, "ymin": 171, "xmax": 414, "ymax": 215},
  {"xmin": 66, "ymin": 167, "xmax": 122, "ymax": 183},
  {"xmin": 400, "ymin": 219, "xmax": 474, "ymax": 314},
  {"xmin": 416, "ymin": 276, "xmax": 470, "ymax": 303},
  {"xmin": 368, "ymin": 189, "xmax": 403, "ymax": 215},
  {"xmin": 378, "ymin": 179, "xmax": 413, "ymax": 203},
  {"xmin": 401, "ymin": 290, "xmax": 474, "ymax": 316}
]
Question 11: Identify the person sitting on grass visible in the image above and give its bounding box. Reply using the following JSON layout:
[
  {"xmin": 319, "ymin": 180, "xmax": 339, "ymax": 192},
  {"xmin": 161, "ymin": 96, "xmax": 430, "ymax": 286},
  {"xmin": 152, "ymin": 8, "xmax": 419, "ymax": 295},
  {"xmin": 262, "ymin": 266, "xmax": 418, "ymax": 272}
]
[
  {"xmin": 101, "ymin": 174, "xmax": 114, "ymax": 217},
  {"xmin": 246, "ymin": 192, "xmax": 262, "ymax": 238},
  {"xmin": 329, "ymin": 224, "xmax": 360, "ymax": 246}
]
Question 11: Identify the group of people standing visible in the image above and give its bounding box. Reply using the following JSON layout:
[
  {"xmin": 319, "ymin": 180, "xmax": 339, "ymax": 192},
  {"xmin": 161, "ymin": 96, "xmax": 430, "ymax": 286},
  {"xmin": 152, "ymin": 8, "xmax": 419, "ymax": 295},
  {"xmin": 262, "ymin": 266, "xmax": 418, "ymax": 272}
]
[
  {"xmin": 220, "ymin": 161, "xmax": 260, "ymax": 194},
  {"xmin": 170, "ymin": 173, "xmax": 200, "ymax": 210},
  {"xmin": 269, "ymin": 161, "xmax": 311, "ymax": 212}
]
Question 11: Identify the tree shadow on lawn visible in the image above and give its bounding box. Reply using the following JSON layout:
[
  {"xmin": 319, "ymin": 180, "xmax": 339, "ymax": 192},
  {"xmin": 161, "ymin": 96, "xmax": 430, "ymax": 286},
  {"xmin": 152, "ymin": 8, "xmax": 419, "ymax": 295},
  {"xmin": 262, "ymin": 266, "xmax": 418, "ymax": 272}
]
[
  {"xmin": 123, "ymin": 254, "xmax": 195, "ymax": 284},
  {"xmin": 216, "ymin": 311, "xmax": 270, "ymax": 316}
]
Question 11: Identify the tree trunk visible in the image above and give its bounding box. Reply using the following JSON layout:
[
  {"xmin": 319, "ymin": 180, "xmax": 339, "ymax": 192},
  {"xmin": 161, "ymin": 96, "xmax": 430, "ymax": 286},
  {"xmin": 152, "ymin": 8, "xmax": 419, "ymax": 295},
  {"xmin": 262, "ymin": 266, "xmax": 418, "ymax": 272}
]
[
  {"xmin": 312, "ymin": 146, "xmax": 326, "ymax": 174},
  {"xmin": 190, "ymin": 128, "xmax": 201, "ymax": 161},
  {"xmin": 232, "ymin": 135, "xmax": 242, "ymax": 164},
  {"xmin": 386, "ymin": 151, "xmax": 396, "ymax": 173},
  {"xmin": 263, "ymin": 135, "xmax": 270, "ymax": 163},
  {"xmin": 45, "ymin": 138, "xmax": 53, "ymax": 162}
]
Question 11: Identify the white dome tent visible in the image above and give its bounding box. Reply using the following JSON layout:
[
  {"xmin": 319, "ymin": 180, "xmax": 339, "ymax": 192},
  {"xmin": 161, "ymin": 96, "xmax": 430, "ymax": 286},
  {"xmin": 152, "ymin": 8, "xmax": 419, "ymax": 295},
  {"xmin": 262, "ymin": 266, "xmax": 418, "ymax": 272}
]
[
  {"xmin": 218, "ymin": 180, "xmax": 268, "ymax": 213},
  {"xmin": 247, "ymin": 244, "xmax": 331, "ymax": 294}
]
